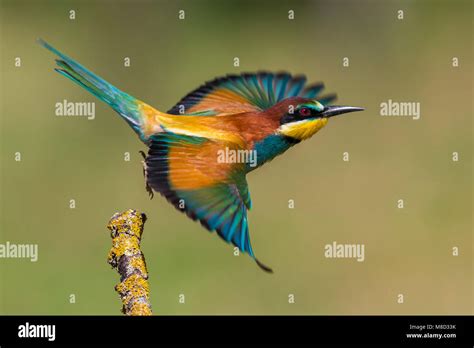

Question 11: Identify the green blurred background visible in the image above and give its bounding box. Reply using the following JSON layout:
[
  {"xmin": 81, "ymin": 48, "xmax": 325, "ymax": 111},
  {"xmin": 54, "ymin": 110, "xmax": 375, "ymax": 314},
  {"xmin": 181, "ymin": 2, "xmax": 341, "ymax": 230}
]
[{"xmin": 0, "ymin": 0, "xmax": 472, "ymax": 315}]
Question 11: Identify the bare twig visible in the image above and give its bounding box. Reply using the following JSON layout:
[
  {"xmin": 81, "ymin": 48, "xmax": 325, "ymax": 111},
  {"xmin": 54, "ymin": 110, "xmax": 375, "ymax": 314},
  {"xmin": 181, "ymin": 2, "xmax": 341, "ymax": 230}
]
[{"xmin": 106, "ymin": 209, "xmax": 152, "ymax": 315}]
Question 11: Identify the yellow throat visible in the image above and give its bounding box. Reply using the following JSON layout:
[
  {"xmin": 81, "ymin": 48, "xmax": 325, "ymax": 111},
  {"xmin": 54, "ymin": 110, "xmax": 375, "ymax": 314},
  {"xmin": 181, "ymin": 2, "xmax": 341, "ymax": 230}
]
[{"xmin": 278, "ymin": 118, "xmax": 329, "ymax": 141}]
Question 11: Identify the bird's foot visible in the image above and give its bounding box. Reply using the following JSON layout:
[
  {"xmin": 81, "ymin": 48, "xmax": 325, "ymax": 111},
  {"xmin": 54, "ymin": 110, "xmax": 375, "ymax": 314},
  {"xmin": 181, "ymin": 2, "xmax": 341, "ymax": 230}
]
[
  {"xmin": 145, "ymin": 182, "xmax": 154, "ymax": 200},
  {"xmin": 139, "ymin": 150, "xmax": 154, "ymax": 199}
]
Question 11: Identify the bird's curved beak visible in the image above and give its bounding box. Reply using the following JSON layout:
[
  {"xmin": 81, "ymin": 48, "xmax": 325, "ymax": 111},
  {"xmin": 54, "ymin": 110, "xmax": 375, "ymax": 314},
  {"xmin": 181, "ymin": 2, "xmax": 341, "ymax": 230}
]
[{"xmin": 321, "ymin": 105, "xmax": 364, "ymax": 118}]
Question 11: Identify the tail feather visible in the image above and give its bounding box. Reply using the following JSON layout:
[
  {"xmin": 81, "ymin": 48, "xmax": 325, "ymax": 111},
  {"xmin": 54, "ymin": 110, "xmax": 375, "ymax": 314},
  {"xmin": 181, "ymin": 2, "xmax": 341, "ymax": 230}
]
[
  {"xmin": 39, "ymin": 38, "xmax": 145, "ymax": 136},
  {"xmin": 54, "ymin": 60, "xmax": 114, "ymax": 106}
]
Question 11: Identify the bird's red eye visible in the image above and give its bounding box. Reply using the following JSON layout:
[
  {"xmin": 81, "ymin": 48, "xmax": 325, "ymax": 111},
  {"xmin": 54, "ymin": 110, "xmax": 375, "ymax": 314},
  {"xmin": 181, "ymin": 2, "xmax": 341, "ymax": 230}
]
[{"xmin": 299, "ymin": 107, "xmax": 311, "ymax": 117}]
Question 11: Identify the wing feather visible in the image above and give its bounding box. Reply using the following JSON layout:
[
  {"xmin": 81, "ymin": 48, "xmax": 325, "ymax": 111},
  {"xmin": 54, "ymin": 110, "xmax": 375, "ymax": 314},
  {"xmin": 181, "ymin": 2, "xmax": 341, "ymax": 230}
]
[
  {"xmin": 145, "ymin": 132, "xmax": 272, "ymax": 272},
  {"xmin": 167, "ymin": 71, "xmax": 335, "ymax": 116}
]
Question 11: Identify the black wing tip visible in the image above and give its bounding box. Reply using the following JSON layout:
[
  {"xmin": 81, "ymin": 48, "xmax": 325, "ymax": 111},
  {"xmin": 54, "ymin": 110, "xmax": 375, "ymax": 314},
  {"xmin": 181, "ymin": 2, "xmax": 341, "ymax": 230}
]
[
  {"xmin": 223, "ymin": 71, "xmax": 303, "ymax": 80},
  {"xmin": 318, "ymin": 93, "xmax": 338, "ymax": 104},
  {"xmin": 304, "ymin": 81, "xmax": 325, "ymax": 90},
  {"xmin": 256, "ymin": 258, "xmax": 274, "ymax": 274},
  {"xmin": 292, "ymin": 74, "xmax": 307, "ymax": 82}
]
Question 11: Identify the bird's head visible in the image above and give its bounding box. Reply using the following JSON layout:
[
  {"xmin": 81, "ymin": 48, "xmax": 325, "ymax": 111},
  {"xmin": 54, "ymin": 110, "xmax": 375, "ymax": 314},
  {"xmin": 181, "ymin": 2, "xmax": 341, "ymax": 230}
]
[{"xmin": 276, "ymin": 98, "xmax": 364, "ymax": 141}]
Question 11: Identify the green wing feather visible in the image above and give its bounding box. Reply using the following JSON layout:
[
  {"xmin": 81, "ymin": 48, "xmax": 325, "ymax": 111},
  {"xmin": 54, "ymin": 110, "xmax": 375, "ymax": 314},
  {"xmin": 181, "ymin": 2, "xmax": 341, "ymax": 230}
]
[
  {"xmin": 145, "ymin": 132, "xmax": 271, "ymax": 272},
  {"xmin": 167, "ymin": 71, "xmax": 337, "ymax": 116}
]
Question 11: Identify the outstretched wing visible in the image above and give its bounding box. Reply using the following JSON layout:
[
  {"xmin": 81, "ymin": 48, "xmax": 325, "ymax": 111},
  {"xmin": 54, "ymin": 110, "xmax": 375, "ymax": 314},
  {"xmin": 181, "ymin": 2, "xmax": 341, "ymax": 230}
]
[
  {"xmin": 167, "ymin": 71, "xmax": 336, "ymax": 116},
  {"xmin": 145, "ymin": 132, "xmax": 272, "ymax": 272}
]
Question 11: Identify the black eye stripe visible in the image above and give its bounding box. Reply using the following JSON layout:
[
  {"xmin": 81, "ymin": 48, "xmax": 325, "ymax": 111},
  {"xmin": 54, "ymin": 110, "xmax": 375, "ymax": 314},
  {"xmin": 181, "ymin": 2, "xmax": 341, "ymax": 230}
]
[{"xmin": 281, "ymin": 105, "xmax": 319, "ymax": 125}]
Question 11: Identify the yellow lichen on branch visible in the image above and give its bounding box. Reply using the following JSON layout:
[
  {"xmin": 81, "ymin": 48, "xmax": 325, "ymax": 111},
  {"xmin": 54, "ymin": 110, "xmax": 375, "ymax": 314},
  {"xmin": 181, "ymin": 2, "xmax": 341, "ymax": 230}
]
[{"xmin": 106, "ymin": 209, "xmax": 152, "ymax": 315}]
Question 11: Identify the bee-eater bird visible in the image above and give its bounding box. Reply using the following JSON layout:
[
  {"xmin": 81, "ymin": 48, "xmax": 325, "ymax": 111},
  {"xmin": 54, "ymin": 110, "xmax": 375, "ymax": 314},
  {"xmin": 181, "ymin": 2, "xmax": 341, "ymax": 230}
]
[{"xmin": 40, "ymin": 39, "xmax": 363, "ymax": 273}]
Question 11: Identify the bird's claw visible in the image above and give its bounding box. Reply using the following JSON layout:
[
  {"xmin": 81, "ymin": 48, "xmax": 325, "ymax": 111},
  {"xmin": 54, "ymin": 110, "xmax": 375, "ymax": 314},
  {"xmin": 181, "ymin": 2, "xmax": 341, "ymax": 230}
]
[
  {"xmin": 139, "ymin": 150, "xmax": 154, "ymax": 199},
  {"xmin": 145, "ymin": 182, "xmax": 154, "ymax": 199}
]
